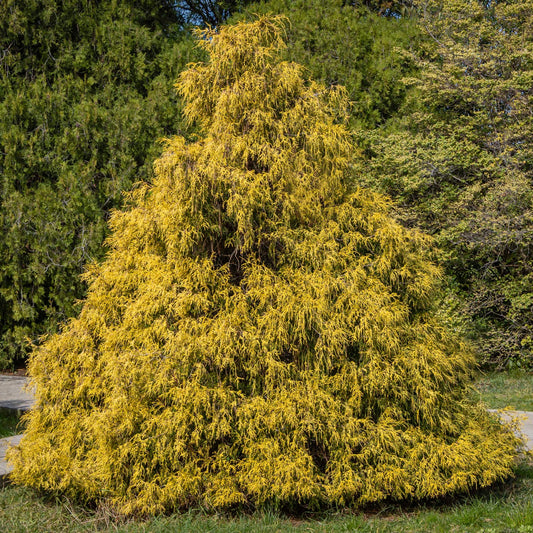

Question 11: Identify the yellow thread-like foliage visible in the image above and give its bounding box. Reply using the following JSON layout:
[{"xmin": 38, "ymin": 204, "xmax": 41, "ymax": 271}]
[{"xmin": 8, "ymin": 16, "xmax": 521, "ymax": 515}]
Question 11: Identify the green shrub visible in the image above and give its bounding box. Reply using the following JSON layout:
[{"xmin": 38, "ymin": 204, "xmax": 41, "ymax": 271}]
[{"xmin": 0, "ymin": 0, "xmax": 200, "ymax": 369}]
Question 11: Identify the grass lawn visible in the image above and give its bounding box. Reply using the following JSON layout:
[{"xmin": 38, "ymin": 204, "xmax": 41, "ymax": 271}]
[
  {"xmin": 0, "ymin": 410, "xmax": 22, "ymax": 439},
  {"xmin": 0, "ymin": 460, "xmax": 532, "ymax": 532},
  {"xmin": 475, "ymin": 370, "xmax": 533, "ymax": 411}
]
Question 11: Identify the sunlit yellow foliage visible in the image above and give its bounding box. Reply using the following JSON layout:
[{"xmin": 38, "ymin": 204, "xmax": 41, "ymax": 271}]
[{"xmin": 8, "ymin": 16, "xmax": 522, "ymax": 515}]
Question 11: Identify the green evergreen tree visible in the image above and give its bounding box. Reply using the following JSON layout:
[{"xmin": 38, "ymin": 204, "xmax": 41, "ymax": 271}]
[
  {"xmin": 175, "ymin": 0, "xmax": 255, "ymax": 25},
  {"xmin": 351, "ymin": 0, "xmax": 414, "ymax": 17},
  {"xmin": 235, "ymin": 0, "xmax": 420, "ymax": 129},
  {"xmin": 360, "ymin": 0, "xmax": 533, "ymax": 369},
  {"xmin": 10, "ymin": 17, "xmax": 520, "ymax": 516},
  {"xmin": 0, "ymin": 0, "xmax": 202, "ymax": 369}
]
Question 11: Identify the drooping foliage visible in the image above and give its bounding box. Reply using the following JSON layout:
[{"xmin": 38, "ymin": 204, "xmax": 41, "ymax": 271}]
[
  {"xmin": 0, "ymin": 0, "xmax": 202, "ymax": 369},
  {"xmin": 9, "ymin": 17, "xmax": 521, "ymax": 515},
  {"xmin": 360, "ymin": 0, "xmax": 533, "ymax": 369},
  {"xmin": 235, "ymin": 0, "xmax": 421, "ymax": 128}
]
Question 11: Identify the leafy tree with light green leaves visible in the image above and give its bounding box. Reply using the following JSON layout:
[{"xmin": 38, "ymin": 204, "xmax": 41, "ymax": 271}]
[
  {"xmin": 10, "ymin": 17, "xmax": 521, "ymax": 516},
  {"xmin": 360, "ymin": 0, "xmax": 533, "ymax": 369},
  {"xmin": 0, "ymin": 0, "xmax": 202, "ymax": 369}
]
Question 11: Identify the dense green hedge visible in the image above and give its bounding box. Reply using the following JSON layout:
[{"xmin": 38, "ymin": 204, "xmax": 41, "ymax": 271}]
[
  {"xmin": 235, "ymin": 0, "xmax": 420, "ymax": 129},
  {"xmin": 0, "ymin": 0, "xmax": 202, "ymax": 368}
]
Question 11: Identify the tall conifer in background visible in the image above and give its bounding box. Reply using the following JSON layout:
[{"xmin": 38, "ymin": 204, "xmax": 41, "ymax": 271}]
[
  {"xmin": 361, "ymin": 0, "xmax": 533, "ymax": 369},
  {"xmin": 0, "ymin": 0, "xmax": 201, "ymax": 368},
  {"xmin": 234, "ymin": 0, "xmax": 420, "ymax": 129},
  {"xmin": 174, "ymin": 0, "xmax": 254, "ymax": 25},
  {"xmin": 10, "ymin": 18, "xmax": 520, "ymax": 515}
]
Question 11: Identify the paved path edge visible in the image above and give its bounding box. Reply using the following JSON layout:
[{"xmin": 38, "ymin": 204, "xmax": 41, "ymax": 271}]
[{"xmin": 0, "ymin": 434, "xmax": 23, "ymax": 487}]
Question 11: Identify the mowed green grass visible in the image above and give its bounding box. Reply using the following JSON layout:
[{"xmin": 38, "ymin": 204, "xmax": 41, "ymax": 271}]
[
  {"xmin": 475, "ymin": 370, "xmax": 533, "ymax": 411},
  {"xmin": 0, "ymin": 410, "xmax": 21, "ymax": 439},
  {"xmin": 0, "ymin": 461, "xmax": 532, "ymax": 532}
]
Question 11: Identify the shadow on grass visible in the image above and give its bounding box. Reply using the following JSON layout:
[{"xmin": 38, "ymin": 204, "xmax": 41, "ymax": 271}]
[
  {"xmin": 0, "ymin": 409, "xmax": 24, "ymax": 439},
  {"xmin": 1, "ymin": 460, "xmax": 531, "ymax": 533}
]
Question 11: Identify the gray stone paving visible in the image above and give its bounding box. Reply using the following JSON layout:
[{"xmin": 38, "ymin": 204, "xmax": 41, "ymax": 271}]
[
  {"xmin": 490, "ymin": 409, "xmax": 533, "ymax": 451},
  {"xmin": 0, "ymin": 376, "xmax": 34, "ymax": 483},
  {"xmin": 520, "ymin": 412, "xmax": 533, "ymax": 445},
  {"xmin": 0, "ymin": 376, "xmax": 34, "ymax": 413},
  {"xmin": 0, "ymin": 434, "xmax": 22, "ymax": 481},
  {"xmin": 0, "ymin": 376, "xmax": 532, "ymax": 485}
]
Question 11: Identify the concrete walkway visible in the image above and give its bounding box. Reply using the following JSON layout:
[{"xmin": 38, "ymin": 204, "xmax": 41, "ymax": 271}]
[
  {"xmin": 0, "ymin": 375, "xmax": 34, "ymax": 413},
  {"xmin": 489, "ymin": 409, "xmax": 533, "ymax": 451},
  {"xmin": 0, "ymin": 376, "xmax": 35, "ymax": 484},
  {"xmin": 0, "ymin": 376, "xmax": 532, "ymax": 484},
  {"xmin": 0, "ymin": 434, "xmax": 22, "ymax": 479}
]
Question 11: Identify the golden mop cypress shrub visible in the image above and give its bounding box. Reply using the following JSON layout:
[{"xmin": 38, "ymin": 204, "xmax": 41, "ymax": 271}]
[{"xmin": 9, "ymin": 16, "xmax": 521, "ymax": 515}]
